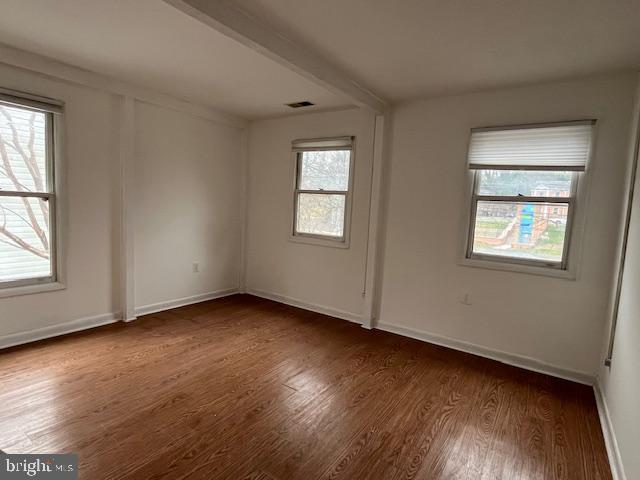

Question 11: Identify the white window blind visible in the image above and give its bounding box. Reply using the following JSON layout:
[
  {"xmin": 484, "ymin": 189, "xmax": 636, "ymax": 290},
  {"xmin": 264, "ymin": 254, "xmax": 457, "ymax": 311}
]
[
  {"xmin": 468, "ymin": 121, "xmax": 595, "ymax": 171},
  {"xmin": 292, "ymin": 136, "xmax": 353, "ymax": 152}
]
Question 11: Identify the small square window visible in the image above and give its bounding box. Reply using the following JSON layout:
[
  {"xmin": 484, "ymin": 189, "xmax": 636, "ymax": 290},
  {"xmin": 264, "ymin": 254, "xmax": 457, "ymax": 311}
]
[
  {"xmin": 298, "ymin": 150, "xmax": 350, "ymax": 191},
  {"xmin": 472, "ymin": 195, "xmax": 571, "ymax": 265},
  {"xmin": 296, "ymin": 193, "xmax": 346, "ymax": 237}
]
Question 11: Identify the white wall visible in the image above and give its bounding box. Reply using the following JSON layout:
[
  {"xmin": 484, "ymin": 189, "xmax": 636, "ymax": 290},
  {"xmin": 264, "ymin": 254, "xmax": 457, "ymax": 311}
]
[
  {"xmin": 0, "ymin": 64, "xmax": 120, "ymax": 337},
  {"xmin": 134, "ymin": 101, "xmax": 243, "ymax": 310},
  {"xmin": 377, "ymin": 74, "xmax": 637, "ymax": 377},
  {"xmin": 245, "ymin": 108, "xmax": 376, "ymax": 319},
  {"xmin": 0, "ymin": 61, "xmax": 635, "ymax": 411},
  {"xmin": 1, "ymin": 56, "xmax": 635, "ymax": 477},
  {"xmin": 598, "ymin": 84, "xmax": 640, "ymax": 480},
  {"xmin": 0, "ymin": 63, "xmax": 245, "ymax": 341}
]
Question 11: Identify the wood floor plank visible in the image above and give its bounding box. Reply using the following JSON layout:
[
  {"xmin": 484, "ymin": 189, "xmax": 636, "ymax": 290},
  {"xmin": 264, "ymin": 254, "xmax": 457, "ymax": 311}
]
[{"xmin": 0, "ymin": 294, "xmax": 612, "ymax": 479}]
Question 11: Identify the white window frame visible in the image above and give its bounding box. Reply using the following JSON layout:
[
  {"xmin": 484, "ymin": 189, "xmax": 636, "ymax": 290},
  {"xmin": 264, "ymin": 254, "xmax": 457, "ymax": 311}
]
[
  {"xmin": 290, "ymin": 136, "xmax": 355, "ymax": 248},
  {"xmin": 0, "ymin": 88, "xmax": 65, "ymax": 298},
  {"xmin": 459, "ymin": 120, "xmax": 596, "ymax": 279}
]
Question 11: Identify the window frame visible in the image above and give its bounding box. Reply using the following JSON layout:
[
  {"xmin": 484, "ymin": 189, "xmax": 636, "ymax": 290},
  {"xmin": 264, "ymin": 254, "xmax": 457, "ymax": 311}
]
[
  {"xmin": 465, "ymin": 169, "xmax": 579, "ymax": 270},
  {"xmin": 459, "ymin": 120, "xmax": 595, "ymax": 279},
  {"xmin": 290, "ymin": 136, "xmax": 355, "ymax": 248},
  {"xmin": 0, "ymin": 88, "xmax": 65, "ymax": 297}
]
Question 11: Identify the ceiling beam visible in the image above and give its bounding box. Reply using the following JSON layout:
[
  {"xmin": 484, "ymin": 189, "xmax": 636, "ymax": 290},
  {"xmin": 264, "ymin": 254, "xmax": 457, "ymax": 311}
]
[{"xmin": 163, "ymin": 0, "xmax": 389, "ymax": 114}]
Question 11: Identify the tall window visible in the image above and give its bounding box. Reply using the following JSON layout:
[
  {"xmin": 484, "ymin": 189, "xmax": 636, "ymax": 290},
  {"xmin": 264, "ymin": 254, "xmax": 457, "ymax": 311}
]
[
  {"xmin": 0, "ymin": 92, "xmax": 61, "ymax": 289},
  {"xmin": 465, "ymin": 121, "xmax": 594, "ymax": 270},
  {"xmin": 292, "ymin": 137, "xmax": 354, "ymax": 244}
]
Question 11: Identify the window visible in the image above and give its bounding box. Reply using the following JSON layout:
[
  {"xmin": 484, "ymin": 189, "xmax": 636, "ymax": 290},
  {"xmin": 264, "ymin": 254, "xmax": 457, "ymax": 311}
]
[
  {"xmin": 292, "ymin": 136, "xmax": 354, "ymax": 245},
  {"xmin": 0, "ymin": 90, "xmax": 62, "ymax": 291},
  {"xmin": 464, "ymin": 121, "xmax": 594, "ymax": 271}
]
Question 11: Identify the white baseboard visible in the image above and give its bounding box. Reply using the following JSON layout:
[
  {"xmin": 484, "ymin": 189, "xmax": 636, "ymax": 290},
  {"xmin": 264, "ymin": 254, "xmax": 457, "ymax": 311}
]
[
  {"xmin": 376, "ymin": 321, "xmax": 595, "ymax": 385},
  {"xmin": 243, "ymin": 290, "xmax": 594, "ymax": 385},
  {"xmin": 0, "ymin": 289, "xmax": 239, "ymax": 351},
  {"xmin": 135, "ymin": 288, "xmax": 239, "ymax": 316},
  {"xmin": 246, "ymin": 288, "xmax": 363, "ymax": 324},
  {"xmin": 2, "ymin": 289, "xmax": 618, "ymax": 477},
  {"xmin": 0, "ymin": 312, "xmax": 121, "ymax": 350},
  {"xmin": 594, "ymin": 380, "xmax": 627, "ymax": 480}
]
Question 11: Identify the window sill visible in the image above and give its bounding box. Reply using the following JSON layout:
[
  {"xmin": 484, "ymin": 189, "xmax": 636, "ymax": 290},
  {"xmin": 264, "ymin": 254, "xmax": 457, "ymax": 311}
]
[
  {"xmin": 0, "ymin": 281, "xmax": 66, "ymax": 299},
  {"xmin": 288, "ymin": 234, "xmax": 350, "ymax": 249},
  {"xmin": 458, "ymin": 257, "xmax": 576, "ymax": 280}
]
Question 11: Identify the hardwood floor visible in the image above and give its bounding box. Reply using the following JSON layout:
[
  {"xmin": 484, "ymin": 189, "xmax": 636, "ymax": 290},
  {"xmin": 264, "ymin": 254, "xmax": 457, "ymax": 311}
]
[{"xmin": 0, "ymin": 295, "xmax": 611, "ymax": 479}]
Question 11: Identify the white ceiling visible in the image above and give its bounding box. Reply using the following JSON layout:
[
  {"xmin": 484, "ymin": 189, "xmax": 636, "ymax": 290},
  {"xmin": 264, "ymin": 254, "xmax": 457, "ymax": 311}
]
[
  {"xmin": 234, "ymin": 0, "xmax": 640, "ymax": 101},
  {"xmin": 0, "ymin": 0, "xmax": 352, "ymax": 119},
  {"xmin": 0, "ymin": 0, "xmax": 638, "ymax": 119}
]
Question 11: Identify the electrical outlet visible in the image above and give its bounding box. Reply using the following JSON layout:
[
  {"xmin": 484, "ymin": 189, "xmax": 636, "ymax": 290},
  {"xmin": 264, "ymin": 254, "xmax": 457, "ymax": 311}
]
[
  {"xmin": 192, "ymin": 262, "xmax": 199, "ymax": 273},
  {"xmin": 459, "ymin": 293, "xmax": 472, "ymax": 306}
]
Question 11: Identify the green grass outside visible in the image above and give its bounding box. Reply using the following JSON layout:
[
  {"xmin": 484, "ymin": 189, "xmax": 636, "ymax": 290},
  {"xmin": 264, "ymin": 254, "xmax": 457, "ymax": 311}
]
[
  {"xmin": 474, "ymin": 221, "xmax": 565, "ymax": 261},
  {"xmin": 531, "ymin": 224, "xmax": 565, "ymax": 259},
  {"xmin": 475, "ymin": 218, "xmax": 511, "ymax": 237}
]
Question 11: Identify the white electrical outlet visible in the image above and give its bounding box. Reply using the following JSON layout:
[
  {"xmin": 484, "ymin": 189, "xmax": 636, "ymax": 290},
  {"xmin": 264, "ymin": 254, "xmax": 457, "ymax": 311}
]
[
  {"xmin": 460, "ymin": 293, "xmax": 472, "ymax": 305},
  {"xmin": 192, "ymin": 262, "xmax": 199, "ymax": 273}
]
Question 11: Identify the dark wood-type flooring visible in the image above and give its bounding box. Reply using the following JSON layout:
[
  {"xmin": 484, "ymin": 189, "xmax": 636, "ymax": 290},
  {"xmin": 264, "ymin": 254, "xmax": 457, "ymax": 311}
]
[{"xmin": 0, "ymin": 294, "xmax": 611, "ymax": 479}]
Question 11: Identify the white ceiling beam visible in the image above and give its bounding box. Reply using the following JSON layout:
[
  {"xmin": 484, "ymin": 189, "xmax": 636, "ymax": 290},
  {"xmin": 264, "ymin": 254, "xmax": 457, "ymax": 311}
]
[{"xmin": 164, "ymin": 0, "xmax": 389, "ymax": 114}]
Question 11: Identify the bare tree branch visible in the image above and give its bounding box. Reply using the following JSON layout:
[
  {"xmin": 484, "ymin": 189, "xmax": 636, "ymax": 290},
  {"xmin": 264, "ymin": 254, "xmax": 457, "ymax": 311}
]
[
  {"xmin": 0, "ymin": 224, "xmax": 48, "ymax": 259},
  {"xmin": 0, "ymin": 204, "xmax": 48, "ymax": 259},
  {"xmin": 26, "ymin": 112, "xmax": 50, "ymax": 230},
  {"xmin": 0, "ymin": 107, "xmax": 50, "ymax": 257},
  {"xmin": 2, "ymin": 204, "xmax": 33, "ymax": 228},
  {"xmin": 0, "ymin": 108, "xmax": 44, "ymax": 191},
  {"xmin": 0, "ymin": 137, "xmax": 49, "ymax": 251},
  {"xmin": 0, "ymin": 153, "xmax": 31, "ymax": 191}
]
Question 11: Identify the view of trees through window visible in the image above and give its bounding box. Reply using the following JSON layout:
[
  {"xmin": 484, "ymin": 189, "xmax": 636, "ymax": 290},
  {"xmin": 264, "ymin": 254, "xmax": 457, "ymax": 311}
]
[
  {"xmin": 295, "ymin": 150, "xmax": 350, "ymax": 238},
  {"xmin": 0, "ymin": 103, "xmax": 52, "ymax": 283},
  {"xmin": 472, "ymin": 170, "xmax": 572, "ymax": 263}
]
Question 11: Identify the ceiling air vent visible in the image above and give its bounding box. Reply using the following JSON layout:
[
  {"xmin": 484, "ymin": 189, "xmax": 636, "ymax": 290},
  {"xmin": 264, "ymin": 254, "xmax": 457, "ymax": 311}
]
[{"xmin": 286, "ymin": 100, "xmax": 315, "ymax": 108}]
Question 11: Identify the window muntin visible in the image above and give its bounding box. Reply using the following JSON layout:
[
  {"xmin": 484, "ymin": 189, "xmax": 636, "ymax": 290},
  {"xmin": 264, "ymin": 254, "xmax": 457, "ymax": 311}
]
[
  {"xmin": 465, "ymin": 121, "xmax": 594, "ymax": 270},
  {"xmin": 0, "ymin": 97, "xmax": 59, "ymax": 288},
  {"xmin": 292, "ymin": 137, "xmax": 353, "ymax": 242}
]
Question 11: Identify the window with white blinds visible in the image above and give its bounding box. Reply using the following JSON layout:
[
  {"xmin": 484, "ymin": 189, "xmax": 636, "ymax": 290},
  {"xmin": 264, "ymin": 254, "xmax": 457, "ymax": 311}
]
[
  {"xmin": 0, "ymin": 92, "xmax": 61, "ymax": 289},
  {"xmin": 464, "ymin": 120, "xmax": 595, "ymax": 270}
]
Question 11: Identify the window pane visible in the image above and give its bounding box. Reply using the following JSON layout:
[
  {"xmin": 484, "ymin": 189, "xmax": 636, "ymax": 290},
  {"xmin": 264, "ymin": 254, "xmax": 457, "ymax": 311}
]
[
  {"xmin": 0, "ymin": 104, "xmax": 49, "ymax": 193},
  {"xmin": 476, "ymin": 170, "xmax": 572, "ymax": 197},
  {"xmin": 472, "ymin": 200, "xmax": 568, "ymax": 263},
  {"xmin": 296, "ymin": 193, "xmax": 345, "ymax": 237},
  {"xmin": 298, "ymin": 150, "xmax": 350, "ymax": 191},
  {"xmin": 0, "ymin": 196, "xmax": 51, "ymax": 282}
]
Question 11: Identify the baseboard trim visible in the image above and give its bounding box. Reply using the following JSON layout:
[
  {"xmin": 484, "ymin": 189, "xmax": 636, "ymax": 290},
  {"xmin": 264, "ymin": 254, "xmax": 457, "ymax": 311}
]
[
  {"xmin": 135, "ymin": 288, "xmax": 239, "ymax": 317},
  {"xmin": 0, "ymin": 289, "xmax": 240, "ymax": 351},
  {"xmin": 376, "ymin": 321, "xmax": 595, "ymax": 386},
  {"xmin": 246, "ymin": 288, "xmax": 363, "ymax": 324},
  {"xmin": 242, "ymin": 290, "xmax": 594, "ymax": 385},
  {"xmin": 0, "ymin": 312, "xmax": 121, "ymax": 350},
  {"xmin": 594, "ymin": 380, "xmax": 627, "ymax": 480}
]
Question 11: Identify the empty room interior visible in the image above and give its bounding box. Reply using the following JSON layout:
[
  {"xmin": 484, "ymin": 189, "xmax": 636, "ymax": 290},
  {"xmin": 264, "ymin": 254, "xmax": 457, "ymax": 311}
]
[{"xmin": 1, "ymin": 1, "xmax": 639, "ymax": 479}]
